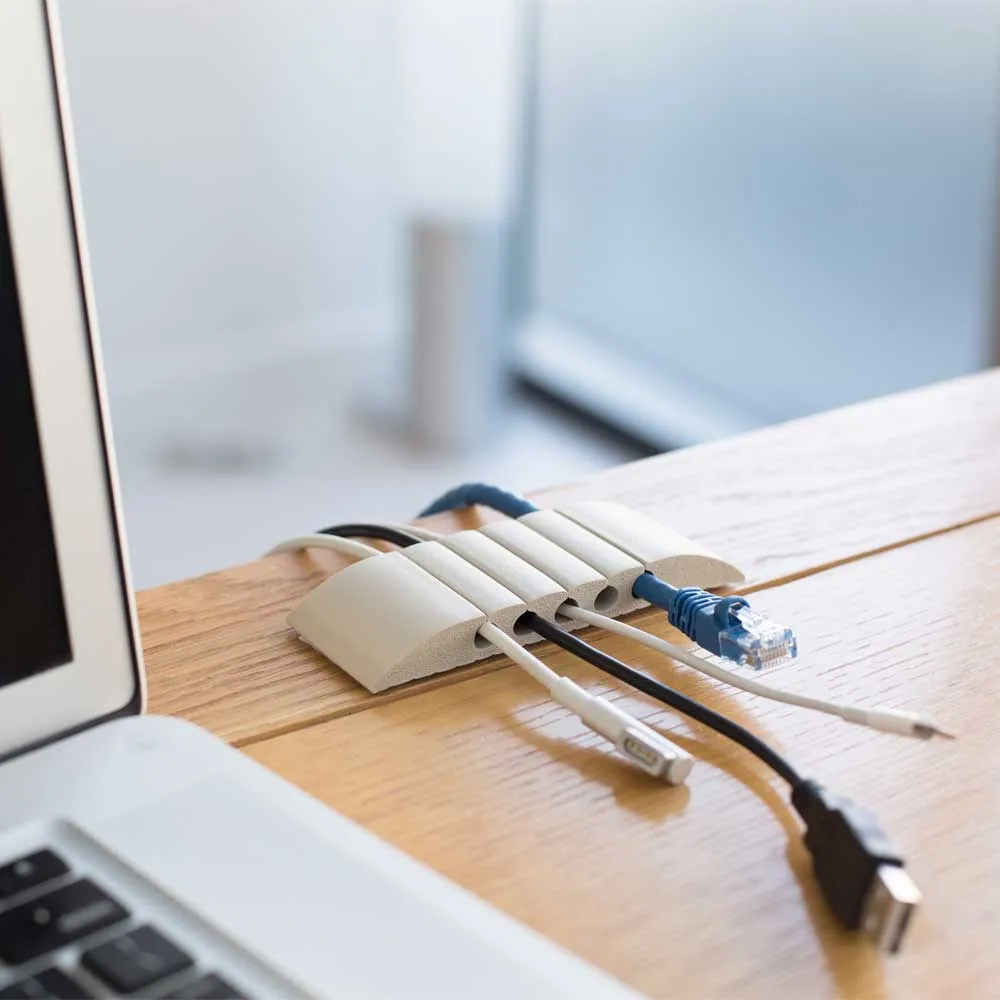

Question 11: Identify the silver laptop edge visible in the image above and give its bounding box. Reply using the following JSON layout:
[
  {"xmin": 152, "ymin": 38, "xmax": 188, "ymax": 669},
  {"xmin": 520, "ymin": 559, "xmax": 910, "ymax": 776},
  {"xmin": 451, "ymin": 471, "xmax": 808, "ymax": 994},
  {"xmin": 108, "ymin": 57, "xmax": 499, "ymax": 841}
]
[
  {"xmin": 0, "ymin": 5, "xmax": 644, "ymax": 997},
  {"xmin": 0, "ymin": 0, "xmax": 142, "ymax": 761}
]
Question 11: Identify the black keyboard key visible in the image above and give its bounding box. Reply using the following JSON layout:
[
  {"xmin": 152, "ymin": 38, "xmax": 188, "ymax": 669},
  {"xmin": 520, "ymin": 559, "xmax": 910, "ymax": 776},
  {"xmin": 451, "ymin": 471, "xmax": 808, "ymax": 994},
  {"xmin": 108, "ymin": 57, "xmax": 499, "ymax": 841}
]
[
  {"xmin": 166, "ymin": 974, "xmax": 247, "ymax": 999},
  {"xmin": 0, "ymin": 851, "xmax": 69, "ymax": 901},
  {"xmin": 0, "ymin": 879, "xmax": 129, "ymax": 964},
  {"xmin": 0, "ymin": 969, "xmax": 94, "ymax": 1000},
  {"xmin": 81, "ymin": 925, "xmax": 192, "ymax": 994},
  {"xmin": 0, "ymin": 981, "xmax": 44, "ymax": 999},
  {"xmin": 31, "ymin": 970, "xmax": 93, "ymax": 1000}
]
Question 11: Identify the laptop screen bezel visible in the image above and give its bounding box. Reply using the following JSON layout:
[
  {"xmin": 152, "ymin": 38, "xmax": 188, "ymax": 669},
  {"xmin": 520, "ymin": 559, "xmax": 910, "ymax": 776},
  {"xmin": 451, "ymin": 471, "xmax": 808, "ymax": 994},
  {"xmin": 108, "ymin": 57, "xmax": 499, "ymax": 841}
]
[{"xmin": 0, "ymin": 0, "xmax": 143, "ymax": 761}]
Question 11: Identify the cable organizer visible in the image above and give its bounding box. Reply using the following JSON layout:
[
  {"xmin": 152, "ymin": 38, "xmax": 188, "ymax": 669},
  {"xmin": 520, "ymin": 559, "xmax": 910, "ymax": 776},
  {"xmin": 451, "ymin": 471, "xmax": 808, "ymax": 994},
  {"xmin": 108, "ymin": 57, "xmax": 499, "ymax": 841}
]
[
  {"xmin": 438, "ymin": 531, "xmax": 568, "ymax": 636},
  {"xmin": 288, "ymin": 551, "xmax": 492, "ymax": 692},
  {"xmin": 558, "ymin": 501, "xmax": 741, "ymax": 588},
  {"xmin": 286, "ymin": 501, "xmax": 745, "ymax": 694},
  {"xmin": 402, "ymin": 540, "xmax": 533, "ymax": 638},
  {"xmin": 478, "ymin": 518, "xmax": 611, "ymax": 619}
]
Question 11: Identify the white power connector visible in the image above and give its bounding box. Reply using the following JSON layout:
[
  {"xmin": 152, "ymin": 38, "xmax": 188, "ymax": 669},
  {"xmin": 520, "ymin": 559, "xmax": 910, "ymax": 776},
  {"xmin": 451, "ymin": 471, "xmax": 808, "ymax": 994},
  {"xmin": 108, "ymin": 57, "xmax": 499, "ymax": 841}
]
[{"xmin": 549, "ymin": 676, "xmax": 694, "ymax": 784}]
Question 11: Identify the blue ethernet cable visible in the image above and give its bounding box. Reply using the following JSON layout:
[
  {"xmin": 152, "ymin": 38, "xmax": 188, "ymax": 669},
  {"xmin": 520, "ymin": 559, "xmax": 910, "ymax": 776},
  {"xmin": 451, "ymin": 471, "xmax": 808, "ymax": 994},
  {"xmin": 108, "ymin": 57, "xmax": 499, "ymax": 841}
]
[
  {"xmin": 417, "ymin": 483, "xmax": 798, "ymax": 670},
  {"xmin": 630, "ymin": 572, "xmax": 797, "ymax": 669},
  {"xmin": 419, "ymin": 482, "xmax": 537, "ymax": 519}
]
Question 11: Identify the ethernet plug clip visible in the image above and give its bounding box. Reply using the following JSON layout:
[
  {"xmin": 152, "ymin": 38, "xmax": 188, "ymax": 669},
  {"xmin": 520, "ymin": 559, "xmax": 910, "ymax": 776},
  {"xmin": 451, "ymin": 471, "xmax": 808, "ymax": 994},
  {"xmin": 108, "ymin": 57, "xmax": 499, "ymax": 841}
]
[
  {"xmin": 630, "ymin": 576, "xmax": 798, "ymax": 671},
  {"xmin": 718, "ymin": 602, "xmax": 798, "ymax": 669}
]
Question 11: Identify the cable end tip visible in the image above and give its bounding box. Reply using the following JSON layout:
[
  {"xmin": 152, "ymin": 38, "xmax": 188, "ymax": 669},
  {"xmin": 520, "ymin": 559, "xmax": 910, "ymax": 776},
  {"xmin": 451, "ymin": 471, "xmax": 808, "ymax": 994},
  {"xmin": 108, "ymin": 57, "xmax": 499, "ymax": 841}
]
[
  {"xmin": 855, "ymin": 708, "xmax": 958, "ymax": 741},
  {"xmin": 915, "ymin": 721, "xmax": 957, "ymax": 741},
  {"xmin": 718, "ymin": 607, "xmax": 798, "ymax": 671},
  {"xmin": 862, "ymin": 865, "xmax": 922, "ymax": 954},
  {"xmin": 664, "ymin": 753, "xmax": 694, "ymax": 786},
  {"xmin": 619, "ymin": 727, "xmax": 693, "ymax": 786}
]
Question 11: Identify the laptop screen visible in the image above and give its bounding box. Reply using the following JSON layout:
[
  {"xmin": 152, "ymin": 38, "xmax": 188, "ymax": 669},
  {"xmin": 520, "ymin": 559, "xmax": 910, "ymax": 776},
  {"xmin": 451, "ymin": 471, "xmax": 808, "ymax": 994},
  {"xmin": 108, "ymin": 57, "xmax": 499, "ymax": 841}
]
[{"xmin": 0, "ymin": 162, "xmax": 73, "ymax": 686}]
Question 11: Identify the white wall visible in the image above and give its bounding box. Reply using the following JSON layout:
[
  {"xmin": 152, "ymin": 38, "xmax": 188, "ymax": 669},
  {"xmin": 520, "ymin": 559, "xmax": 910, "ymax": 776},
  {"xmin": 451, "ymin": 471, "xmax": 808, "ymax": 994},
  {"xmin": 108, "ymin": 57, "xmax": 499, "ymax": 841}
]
[
  {"xmin": 46, "ymin": 0, "xmax": 617, "ymax": 592},
  {"xmin": 57, "ymin": 0, "xmax": 400, "ymax": 401},
  {"xmin": 57, "ymin": 0, "xmax": 526, "ymax": 465},
  {"xmin": 534, "ymin": 0, "xmax": 1000, "ymax": 429}
]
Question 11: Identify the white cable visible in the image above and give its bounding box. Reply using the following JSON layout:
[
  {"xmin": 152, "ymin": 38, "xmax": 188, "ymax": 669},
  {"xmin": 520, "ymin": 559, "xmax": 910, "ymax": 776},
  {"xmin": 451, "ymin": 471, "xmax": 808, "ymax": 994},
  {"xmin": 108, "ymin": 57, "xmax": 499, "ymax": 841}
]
[
  {"xmin": 375, "ymin": 521, "xmax": 443, "ymax": 542},
  {"xmin": 269, "ymin": 530, "xmax": 694, "ymax": 780},
  {"xmin": 479, "ymin": 621, "xmax": 692, "ymax": 783},
  {"xmin": 478, "ymin": 621, "xmax": 560, "ymax": 689},
  {"xmin": 267, "ymin": 534, "xmax": 380, "ymax": 560},
  {"xmin": 268, "ymin": 526, "xmax": 440, "ymax": 560},
  {"xmin": 562, "ymin": 605, "xmax": 952, "ymax": 740}
]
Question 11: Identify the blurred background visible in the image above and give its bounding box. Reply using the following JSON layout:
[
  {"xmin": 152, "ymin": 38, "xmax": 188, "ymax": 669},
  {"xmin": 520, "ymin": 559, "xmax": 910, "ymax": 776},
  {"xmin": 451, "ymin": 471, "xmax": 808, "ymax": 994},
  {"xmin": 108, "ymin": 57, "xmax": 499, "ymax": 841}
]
[{"xmin": 56, "ymin": 0, "xmax": 1000, "ymax": 588}]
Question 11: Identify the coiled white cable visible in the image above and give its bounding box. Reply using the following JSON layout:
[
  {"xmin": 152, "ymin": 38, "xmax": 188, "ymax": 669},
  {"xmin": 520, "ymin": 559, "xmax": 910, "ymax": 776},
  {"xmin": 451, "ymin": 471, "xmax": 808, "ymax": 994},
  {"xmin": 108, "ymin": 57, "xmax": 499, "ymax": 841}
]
[{"xmin": 267, "ymin": 535, "xmax": 383, "ymax": 561}]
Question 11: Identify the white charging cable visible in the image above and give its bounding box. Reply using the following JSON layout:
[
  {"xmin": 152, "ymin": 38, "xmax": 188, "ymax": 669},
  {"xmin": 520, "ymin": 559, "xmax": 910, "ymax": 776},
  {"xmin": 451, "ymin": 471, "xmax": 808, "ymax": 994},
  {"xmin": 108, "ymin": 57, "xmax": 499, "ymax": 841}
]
[
  {"xmin": 268, "ymin": 533, "xmax": 693, "ymax": 784},
  {"xmin": 559, "ymin": 605, "xmax": 952, "ymax": 740},
  {"xmin": 478, "ymin": 622, "xmax": 692, "ymax": 784},
  {"xmin": 268, "ymin": 535, "xmax": 385, "ymax": 561}
]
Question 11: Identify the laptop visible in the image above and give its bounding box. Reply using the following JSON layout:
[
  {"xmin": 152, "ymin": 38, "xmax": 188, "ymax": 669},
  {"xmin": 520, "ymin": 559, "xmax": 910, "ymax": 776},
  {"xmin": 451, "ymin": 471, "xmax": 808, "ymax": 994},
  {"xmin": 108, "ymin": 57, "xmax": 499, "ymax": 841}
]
[{"xmin": 0, "ymin": 4, "xmax": 642, "ymax": 998}]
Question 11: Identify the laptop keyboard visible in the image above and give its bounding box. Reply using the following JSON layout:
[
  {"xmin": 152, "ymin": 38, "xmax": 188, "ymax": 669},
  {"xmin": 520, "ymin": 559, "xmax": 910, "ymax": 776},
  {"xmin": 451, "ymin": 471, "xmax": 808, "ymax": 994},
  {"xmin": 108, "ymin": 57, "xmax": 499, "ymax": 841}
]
[{"xmin": 0, "ymin": 850, "xmax": 248, "ymax": 999}]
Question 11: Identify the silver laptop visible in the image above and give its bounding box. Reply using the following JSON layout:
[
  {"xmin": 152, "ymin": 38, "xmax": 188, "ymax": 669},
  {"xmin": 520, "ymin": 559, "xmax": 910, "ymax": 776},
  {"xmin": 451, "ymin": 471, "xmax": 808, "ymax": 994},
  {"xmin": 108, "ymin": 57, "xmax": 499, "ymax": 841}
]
[{"xmin": 0, "ymin": 4, "xmax": 641, "ymax": 998}]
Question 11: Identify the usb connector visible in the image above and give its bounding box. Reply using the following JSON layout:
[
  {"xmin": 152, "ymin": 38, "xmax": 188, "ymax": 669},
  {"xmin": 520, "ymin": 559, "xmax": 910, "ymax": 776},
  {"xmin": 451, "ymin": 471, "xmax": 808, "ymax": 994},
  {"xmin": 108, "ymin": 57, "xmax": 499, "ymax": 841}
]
[
  {"xmin": 792, "ymin": 779, "xmax": 920, "ymax": 953},
  {"xmin": 861, "ymin": 864, "xmax": 922, "ymax": 953}
]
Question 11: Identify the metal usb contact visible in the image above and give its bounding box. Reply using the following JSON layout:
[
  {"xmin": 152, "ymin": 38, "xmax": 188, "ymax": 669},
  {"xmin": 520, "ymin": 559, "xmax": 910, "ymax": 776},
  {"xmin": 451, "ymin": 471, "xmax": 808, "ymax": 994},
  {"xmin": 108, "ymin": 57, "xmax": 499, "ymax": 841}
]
[{"xmin": 861, "ymin": 865, "xmax": 922, "ymax": 953}]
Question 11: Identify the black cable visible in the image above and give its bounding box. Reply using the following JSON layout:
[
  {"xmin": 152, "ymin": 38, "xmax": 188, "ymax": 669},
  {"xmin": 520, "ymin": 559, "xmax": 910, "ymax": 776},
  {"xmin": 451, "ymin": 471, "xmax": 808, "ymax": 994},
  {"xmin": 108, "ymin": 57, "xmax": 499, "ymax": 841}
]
[
  {"xmin": 318, "ymin": 523, "xmax": 422, "ymax": 549},
  {"xmin": 318, "ymin": 522, "xmax": 802, "ymax": 786},
  {"xmin": 523, "ymin": 612, "xmax": 805, "ymax": 789},
  {"xmin": 314, "ymin": 521, "xmax": 922, "ymax": 949}
]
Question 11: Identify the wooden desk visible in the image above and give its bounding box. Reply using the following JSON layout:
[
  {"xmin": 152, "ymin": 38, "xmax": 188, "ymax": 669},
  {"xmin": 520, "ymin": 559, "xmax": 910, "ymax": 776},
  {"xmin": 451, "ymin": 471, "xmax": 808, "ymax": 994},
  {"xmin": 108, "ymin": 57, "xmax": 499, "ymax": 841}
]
[{"xmin": 139, "ymin": 370, "xmax": 1000, "ymax": 999}]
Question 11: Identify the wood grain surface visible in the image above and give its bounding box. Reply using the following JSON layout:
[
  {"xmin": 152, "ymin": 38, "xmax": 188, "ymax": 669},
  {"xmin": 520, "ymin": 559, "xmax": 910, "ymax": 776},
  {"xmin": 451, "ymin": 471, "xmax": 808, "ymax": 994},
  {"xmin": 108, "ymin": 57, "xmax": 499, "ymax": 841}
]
[
  {"xmin": 141, "ymin": 369, "xmax": 1000, "ymax": 744},
  {"xmin": 245, "ymin": 515, "xmax": 1000, "ymax": 999}
]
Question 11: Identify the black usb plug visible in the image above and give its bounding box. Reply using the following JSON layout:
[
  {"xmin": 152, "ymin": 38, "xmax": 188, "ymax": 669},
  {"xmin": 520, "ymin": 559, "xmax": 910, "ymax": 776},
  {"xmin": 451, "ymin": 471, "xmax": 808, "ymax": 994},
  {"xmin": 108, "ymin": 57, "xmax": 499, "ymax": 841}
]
[{"xmin": 792, "ymin": 779, "xmax": 921, "ymax": 953}]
